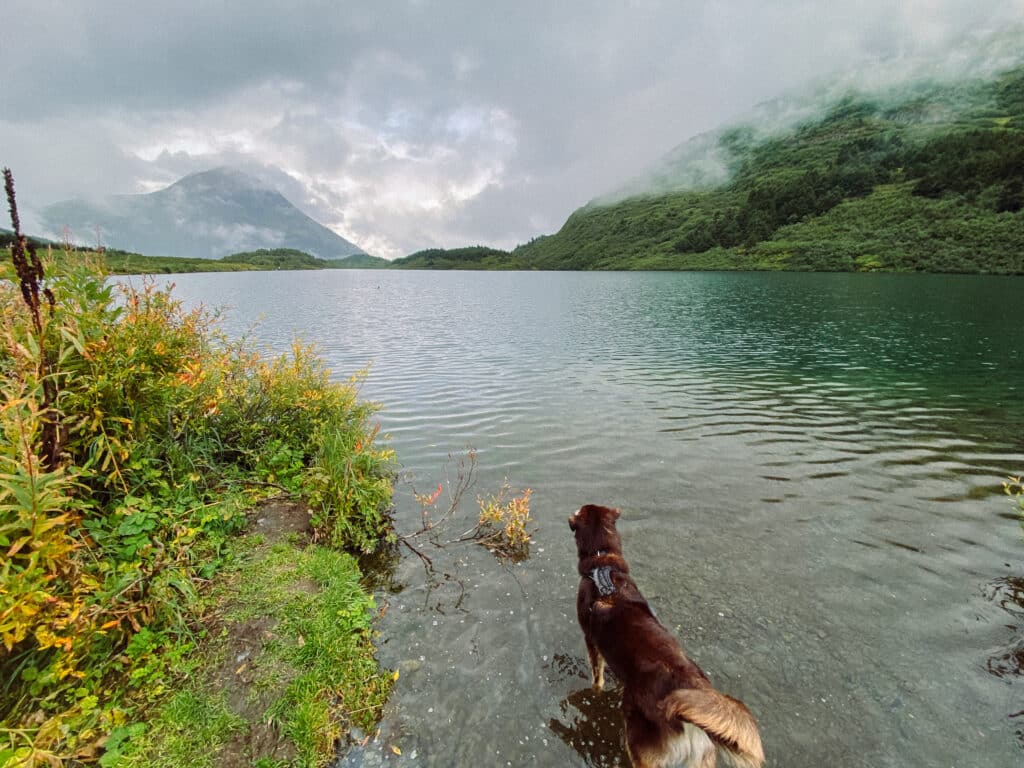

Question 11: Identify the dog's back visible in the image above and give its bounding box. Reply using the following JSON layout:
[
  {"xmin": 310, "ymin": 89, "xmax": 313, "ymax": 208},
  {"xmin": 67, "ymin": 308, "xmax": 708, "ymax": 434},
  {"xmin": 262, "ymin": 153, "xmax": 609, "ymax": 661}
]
[{"xmin": 570, "ymin": 504, "xmax": 764, "ymax": 768}]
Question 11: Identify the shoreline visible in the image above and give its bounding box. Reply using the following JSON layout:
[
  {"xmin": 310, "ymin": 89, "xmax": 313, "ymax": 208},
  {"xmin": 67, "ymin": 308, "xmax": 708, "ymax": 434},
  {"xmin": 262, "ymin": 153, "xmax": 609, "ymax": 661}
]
[{"xmin": 0, "ymin": 234, "xmax": 397, "ymax": 766}]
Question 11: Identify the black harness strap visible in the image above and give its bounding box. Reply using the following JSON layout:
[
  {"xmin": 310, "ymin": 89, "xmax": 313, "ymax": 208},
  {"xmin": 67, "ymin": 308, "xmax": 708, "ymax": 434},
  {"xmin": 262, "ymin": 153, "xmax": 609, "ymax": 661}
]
[{"xmin": 590, "ymin": 565, "xmax": 616, "ymax": 597}]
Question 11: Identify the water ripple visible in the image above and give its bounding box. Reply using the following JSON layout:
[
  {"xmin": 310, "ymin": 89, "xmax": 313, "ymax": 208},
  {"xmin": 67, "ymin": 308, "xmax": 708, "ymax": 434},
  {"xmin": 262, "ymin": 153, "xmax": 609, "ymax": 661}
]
[{"xmin": 163, "ymin": 269, "xmax": 1024, "ymax": 768}]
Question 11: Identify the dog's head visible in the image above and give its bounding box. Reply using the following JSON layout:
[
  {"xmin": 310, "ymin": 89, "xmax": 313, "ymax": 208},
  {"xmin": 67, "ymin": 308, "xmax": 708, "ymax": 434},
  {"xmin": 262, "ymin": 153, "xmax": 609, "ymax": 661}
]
[{"xmin": 568, "ymin": 504, "xmax": 623, "ymax": 561}]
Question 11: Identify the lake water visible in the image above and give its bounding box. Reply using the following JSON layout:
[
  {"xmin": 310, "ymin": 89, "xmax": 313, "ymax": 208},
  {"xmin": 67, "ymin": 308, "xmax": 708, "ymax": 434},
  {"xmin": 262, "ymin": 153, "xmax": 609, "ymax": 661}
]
[{"xmin": 166, "ymin": 269, "xmax": 1024, "ymax": 768}]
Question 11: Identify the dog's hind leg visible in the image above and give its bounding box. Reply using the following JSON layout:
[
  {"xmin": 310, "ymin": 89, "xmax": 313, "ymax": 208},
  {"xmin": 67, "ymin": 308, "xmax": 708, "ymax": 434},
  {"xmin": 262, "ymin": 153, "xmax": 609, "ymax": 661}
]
[{"xmin": 585, "ymin": 637, "xmax": 606, "ymax": 690}]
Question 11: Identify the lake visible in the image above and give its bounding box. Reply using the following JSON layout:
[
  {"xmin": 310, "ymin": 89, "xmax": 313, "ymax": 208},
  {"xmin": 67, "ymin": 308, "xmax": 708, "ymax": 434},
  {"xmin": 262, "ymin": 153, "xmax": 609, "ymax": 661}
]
[{"xmin": 165, "ymin": 269, "xmax": 1024, "ymax": 767}]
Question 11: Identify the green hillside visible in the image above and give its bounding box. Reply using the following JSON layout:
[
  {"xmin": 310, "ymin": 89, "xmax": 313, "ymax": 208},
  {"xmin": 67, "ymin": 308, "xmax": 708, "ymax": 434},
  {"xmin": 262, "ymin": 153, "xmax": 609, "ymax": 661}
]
[
  {"xmin": 514, "ymin": 65, "xmax": 1024, "ymax": 273},
  {"xmin": 221, "ymin": 247, "xmax": 340, "ymax": 270},
  {"xmin": 202, "ymin": 248, "xmax": 389, "ymax": 271},
  {"xmin": 390, "ymin": 245, "xmax": 524, "ymax": 269},
  {"xmin": 335, "ymin": 252, "xmax": 391, "ymax": 269},
  {"xmin": 106, "ymin": 251, "xmax": 259, "ymax": 273}
]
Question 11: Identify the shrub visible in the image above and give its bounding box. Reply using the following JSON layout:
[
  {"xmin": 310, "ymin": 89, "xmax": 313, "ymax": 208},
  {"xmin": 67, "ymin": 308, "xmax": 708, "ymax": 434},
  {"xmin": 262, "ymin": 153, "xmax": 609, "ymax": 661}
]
[
  {"xmin": 1, "ymin": 171, "xmax": 394, "ymax": 761},
  {"xmin": 475, "ymin": 482, "xmax": 534, "ymax": 561},
  {"xmin": 304, "ymin": 406, "xmax": 395, "ymax": 554}
]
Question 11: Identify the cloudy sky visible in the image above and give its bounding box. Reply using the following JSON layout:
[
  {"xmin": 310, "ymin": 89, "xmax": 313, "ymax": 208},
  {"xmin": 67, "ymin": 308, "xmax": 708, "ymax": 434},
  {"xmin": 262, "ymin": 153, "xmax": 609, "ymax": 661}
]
[{"xmin": 3, "ymin": 1, "xmax": 1022, "ymax": 258}]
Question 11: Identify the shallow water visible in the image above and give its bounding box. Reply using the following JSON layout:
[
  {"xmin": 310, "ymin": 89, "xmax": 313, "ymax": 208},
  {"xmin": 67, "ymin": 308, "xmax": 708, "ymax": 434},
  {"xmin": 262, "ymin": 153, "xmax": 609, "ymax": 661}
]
[{"xmin": 167, "ymin": 269, "xmax": 1024, "ymax": 767}]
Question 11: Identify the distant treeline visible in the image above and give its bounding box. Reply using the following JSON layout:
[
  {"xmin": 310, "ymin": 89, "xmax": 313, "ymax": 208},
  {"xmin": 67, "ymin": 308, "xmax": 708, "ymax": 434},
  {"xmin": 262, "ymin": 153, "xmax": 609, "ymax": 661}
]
[
  {"xmin": 389, "ymin": 246, "xmax": 522, "ymax": 270},
  {"xmin": 217, "ymin": 248, "xmax": 388, "ymax": 270}
]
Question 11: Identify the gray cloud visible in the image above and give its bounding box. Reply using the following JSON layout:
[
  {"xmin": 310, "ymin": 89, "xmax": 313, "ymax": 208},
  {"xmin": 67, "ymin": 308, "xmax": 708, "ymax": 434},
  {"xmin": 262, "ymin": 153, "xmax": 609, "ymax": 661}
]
[{"xmin": 3, "ymin": 1, "xmax": 1022, "ymax": 257}]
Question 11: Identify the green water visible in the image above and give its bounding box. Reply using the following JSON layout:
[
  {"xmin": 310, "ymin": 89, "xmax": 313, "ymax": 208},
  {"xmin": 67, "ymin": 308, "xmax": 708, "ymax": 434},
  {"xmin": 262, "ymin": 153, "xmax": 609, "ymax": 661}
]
[{"xmin": 170, "ymin": 269, "xmax": 1024, "ymax": 767}]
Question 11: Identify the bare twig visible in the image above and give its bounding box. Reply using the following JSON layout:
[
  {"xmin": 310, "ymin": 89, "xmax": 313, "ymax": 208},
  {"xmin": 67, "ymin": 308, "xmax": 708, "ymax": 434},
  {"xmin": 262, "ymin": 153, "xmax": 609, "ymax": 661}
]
[
  {"xmin": 391, "ymin": 450, "xmax": 532, "ymax": 614},
  {"xmin": 400, "ymin": 537, "xmax": 434, "ymax": 573},
  {"xmin": 403, "ymin": 448, "xmax": 478, "ymax": 539}
]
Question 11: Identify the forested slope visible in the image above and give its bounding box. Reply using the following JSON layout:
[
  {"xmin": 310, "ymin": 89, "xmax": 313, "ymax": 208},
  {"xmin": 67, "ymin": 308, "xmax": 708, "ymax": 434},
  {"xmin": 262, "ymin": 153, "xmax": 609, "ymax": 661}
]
[{"xmin": 514, "ymin": 65, "xmax": 1024, "ymax": 273}]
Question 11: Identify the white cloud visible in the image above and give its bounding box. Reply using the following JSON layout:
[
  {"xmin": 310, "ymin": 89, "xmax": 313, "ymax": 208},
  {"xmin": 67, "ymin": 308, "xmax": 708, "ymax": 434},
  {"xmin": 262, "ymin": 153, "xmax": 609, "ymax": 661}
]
[
  {"xmin": 117, "ymin": 84, "xmax": 519, "ymax": 257},
  {"xmin": 2, "ymin": 1, "xmax": 1022, "ymax": 256}
]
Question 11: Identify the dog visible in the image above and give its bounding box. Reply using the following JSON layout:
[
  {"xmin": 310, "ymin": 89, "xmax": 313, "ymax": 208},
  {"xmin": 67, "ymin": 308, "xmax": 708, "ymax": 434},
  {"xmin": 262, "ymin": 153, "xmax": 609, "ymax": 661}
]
[{"xmin": 569, "ymin": 504, "xmax": 765, "ymax": 768}]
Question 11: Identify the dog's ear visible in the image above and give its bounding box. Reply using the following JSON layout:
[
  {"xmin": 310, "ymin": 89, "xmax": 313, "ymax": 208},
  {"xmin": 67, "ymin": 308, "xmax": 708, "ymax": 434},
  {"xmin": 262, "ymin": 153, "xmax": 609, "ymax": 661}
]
[
  {"xmin": 611, "ymin": 507, "xmax": 621, "ymax": 521},
  {"xmin": 568, "ymin": 514, "xmax": 578, "ymax": 531}
]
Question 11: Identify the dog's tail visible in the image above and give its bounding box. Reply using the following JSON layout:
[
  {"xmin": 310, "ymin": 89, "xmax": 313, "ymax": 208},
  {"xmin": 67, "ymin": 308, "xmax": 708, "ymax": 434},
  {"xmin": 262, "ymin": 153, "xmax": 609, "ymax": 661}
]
[{"xmin": 660, "ymin": 687, "xmax": 765, "ymax": 768}]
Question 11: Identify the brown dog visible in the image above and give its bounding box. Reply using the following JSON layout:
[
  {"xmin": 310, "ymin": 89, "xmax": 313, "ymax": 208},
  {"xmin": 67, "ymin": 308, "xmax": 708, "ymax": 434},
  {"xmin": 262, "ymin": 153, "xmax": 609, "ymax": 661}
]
[{"xmin": 569, "ymin": 504, "xmax": 765, "ymax": 768}]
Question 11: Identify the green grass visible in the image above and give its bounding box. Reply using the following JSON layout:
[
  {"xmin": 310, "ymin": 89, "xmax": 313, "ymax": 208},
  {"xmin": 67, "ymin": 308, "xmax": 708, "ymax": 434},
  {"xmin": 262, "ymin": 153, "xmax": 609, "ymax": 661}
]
[
  {"xmin": 259, "ymin": 545, "xmax": 392, "ymax": 750},
  {"xmin": 112, "ymin": 691, "xmax": 245, "ymax": 768},
  {"xmin": 115, "ymin": 538, "xmax": 393, "ymax": 767}
]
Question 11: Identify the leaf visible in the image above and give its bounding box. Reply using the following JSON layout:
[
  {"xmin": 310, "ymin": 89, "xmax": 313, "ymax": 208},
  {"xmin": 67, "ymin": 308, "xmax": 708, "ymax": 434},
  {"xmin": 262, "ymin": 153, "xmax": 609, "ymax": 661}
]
[
  {"xmin": 6, "ymin": 535, "xmax": 31, "ymax": 558},
  {"xmin": 0, "ymin": 747, "xmax": 32, "ymax": 768},
  {"xmin": 60, "ymin": 327, "xmax": 87, "ymax": 356},
  {"xmin": 390, "ymin": 745, "xmax": 402, "ymax": 756}
]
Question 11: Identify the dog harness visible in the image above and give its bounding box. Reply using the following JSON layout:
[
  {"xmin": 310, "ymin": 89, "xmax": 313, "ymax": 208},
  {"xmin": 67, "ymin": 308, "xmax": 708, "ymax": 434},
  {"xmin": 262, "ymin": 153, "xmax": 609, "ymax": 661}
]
[{"xmin": 590, "ymin": 565, "xmax": 616, "ymax": 596}]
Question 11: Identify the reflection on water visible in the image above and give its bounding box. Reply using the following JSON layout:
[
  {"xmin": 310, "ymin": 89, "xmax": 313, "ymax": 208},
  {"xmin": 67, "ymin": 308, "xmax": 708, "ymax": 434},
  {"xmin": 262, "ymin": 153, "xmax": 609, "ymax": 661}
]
[
  {"xmin": 985, "ymin": 576, "xmax": 1024, "ymax": 680},
  {"xmin": 544, "ymin": 653, "xmax": 629, "ymax": 766},
  {"xmin": 358, "ymin": 540, "xmax": 404, "ymax": 593},
  {"xmin": 985, "ymin": 576, "xmax": 1024, "ymax": 749},
  {"xmin": 549, "ymin": 686, "xmax": 629, "ymax": 768},
  {"xmin": 165, "ymin": 270, "xmax": 1024, "ymax": 767}
]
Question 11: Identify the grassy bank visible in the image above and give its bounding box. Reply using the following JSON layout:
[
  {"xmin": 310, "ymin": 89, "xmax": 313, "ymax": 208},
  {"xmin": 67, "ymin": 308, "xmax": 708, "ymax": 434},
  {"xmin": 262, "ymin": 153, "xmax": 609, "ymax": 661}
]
[
  {"xmin": 1, "ymin": 172, "xmax": 395, "ymax": 766},
  {"xmin": 1, "ymin": 243, "xmax": 390, "ymax": 276},
  {"xmin": 99, "ymin": 248, "xmax": 387, "ymax": 275},
  {"xmin": 109, "ymin": 501, "xmax": 394, "ymax": 767}
]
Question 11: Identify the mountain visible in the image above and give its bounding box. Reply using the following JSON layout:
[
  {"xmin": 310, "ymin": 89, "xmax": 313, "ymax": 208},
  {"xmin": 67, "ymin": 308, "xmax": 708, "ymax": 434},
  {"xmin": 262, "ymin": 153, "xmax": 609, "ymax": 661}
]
[
  {"xmin": 41, "ymin": 168, "xmax": 366, "ymax": 260},
  {"xmin": 513, "ymin": 63, "xmax": 1024, "ymax": 273}
]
